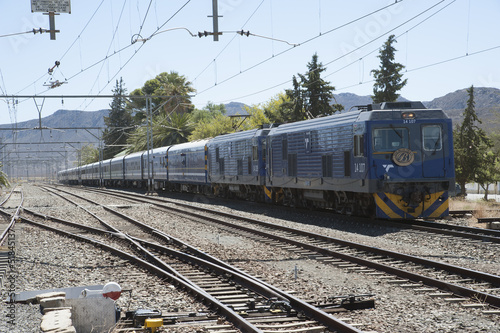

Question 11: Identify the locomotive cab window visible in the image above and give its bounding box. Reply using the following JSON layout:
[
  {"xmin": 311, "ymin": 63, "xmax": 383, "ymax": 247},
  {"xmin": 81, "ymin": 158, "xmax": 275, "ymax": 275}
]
[
  {"xmin": 422, "ymin": 125, "xmax": 442, "ymax": 151},
  {"xmin": 373, "ymin": 127, "xmax": 409, "ymax": 152},
  {"xmin": 354, "ymin": 135, "xmax": 364, "ymax": 157}
]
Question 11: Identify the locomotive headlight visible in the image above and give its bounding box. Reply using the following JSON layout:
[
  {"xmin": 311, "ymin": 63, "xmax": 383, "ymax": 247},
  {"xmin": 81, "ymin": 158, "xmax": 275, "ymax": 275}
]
[{"xmin": 402, "ymin": 112, "xmax": 416, "ymax": 119}]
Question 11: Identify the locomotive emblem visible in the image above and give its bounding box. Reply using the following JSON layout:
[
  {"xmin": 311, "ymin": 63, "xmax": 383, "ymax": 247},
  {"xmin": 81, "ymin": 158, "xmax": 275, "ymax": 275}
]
[{"xmin": 392, "ymin": 148, "xmax": 414, "ymax": 166}]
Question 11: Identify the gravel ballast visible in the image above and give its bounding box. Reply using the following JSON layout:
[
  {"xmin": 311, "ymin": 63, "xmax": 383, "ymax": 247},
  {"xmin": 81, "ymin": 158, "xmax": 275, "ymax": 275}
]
[{"xmin": 1, "ymin": 184, "xmax": 499, "ymax": 332}]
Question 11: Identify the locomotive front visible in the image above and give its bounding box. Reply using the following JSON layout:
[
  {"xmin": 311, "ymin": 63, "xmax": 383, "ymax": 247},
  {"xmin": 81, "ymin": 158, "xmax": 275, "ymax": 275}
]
[{"xmin": 358, "ymin": 102, "xmax": 455, "ymax": 219}]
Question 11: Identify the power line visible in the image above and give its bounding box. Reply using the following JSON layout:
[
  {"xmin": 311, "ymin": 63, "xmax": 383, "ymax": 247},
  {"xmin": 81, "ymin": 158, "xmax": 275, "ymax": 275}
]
[
  {"xmin": 195, "ymin": 1, "xmax": 405, "ymax": 97},
  {"xmin": 0, "ymin": 28, "xmax": 50, "ymax": 39},
  {"xmin": 137, "ymin": 0, "xmax": 154, "ymax": 37},
  {"xmin": 79, "ymin": 0, "xmax": 193, "ymax": 110},
  {"xmin": 208, "ymin": 0, "xmax": 453, "ymax": 105},
  {"xmin": 14, "ymin": 0, "xmax": 107, "ymax": 96}
]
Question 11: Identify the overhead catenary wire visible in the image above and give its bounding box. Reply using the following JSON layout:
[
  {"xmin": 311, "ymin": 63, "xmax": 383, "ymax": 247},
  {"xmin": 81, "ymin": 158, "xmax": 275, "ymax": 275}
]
[
  {"xmin": 210, "ymin": 0, "xmax": 453, "ymax": 104},
  {"xmin": 195, "ymin": 0, "xmax": 406, "ymax": 97},
  {"xmin": 14, "ymin": 0, "xmax": 107, "ymax": 95}
]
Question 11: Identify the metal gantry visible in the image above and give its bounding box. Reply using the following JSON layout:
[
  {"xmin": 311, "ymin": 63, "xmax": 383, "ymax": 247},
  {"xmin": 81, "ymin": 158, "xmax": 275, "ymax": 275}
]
[{"xmin": 0, "ymin": 94, "xmax": 184, "ymax": 186}]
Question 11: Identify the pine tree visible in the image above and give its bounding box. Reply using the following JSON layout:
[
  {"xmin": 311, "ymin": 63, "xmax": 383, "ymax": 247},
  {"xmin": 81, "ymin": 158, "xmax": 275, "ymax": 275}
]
[
  {"xmin": 284, "ymin": 75, "xmax": 305, "ymax": 122},
  {"xmin": 453, "ymin": 85, "xmax": 493, "ymax": 195},
  {"xmin": 284, "ymin": 53, "xmax": 342, "ymax": 122},
  {"xmin": 102, "ymin": 78, "xmax": 132, "ymax": 159},
  {"xmin": 299, "ymin": 53, "xmax": 342, "ymax": 118},
  {"xmin": 371, "ymin": 35, "xmax": 408, "ymax": 103}
]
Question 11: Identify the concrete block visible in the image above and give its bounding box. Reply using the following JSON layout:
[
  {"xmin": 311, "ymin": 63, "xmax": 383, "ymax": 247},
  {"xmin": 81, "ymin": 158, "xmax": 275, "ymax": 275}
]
[
  {"xmin": 43, "ymin": 307, "xmax": 73, "ymax": 314},
  {"xmin": 40, "ymin": 309, "xmax": 73, "ymax": 332},
  {"xmin": 66, "ymin": 297, "xmax": 118, "ymax": 333},
  {"xmin": 43, "ymin": 326, "xmax": 76, "ymax": 333},
  {"xmin": 40, "ymin": 296, "xmax": 66, "ymax": 309},
  {"xmin": 36, "ymin": 292, "xmax": 66, "ymax": 304}
]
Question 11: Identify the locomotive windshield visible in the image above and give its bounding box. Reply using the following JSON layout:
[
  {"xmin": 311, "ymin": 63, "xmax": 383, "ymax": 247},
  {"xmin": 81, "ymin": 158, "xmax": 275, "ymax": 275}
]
[
  {"xmin": 422, "ymin": 125, "xmax": 442, "ymax": 151},
  {"xmin": 373, "ymin": 127, "xmax": 409, "ymax": 152}
]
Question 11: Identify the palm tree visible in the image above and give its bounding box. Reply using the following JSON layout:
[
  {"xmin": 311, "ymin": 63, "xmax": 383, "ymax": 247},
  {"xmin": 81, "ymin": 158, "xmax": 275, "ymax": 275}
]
[{"xmin": 125, "ymin": 112, "xmax": 194, "ymax": 153}]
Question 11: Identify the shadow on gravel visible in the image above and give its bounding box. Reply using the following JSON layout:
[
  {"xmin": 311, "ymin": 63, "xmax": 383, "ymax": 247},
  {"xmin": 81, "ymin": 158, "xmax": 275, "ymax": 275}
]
[{"xmin": 153, "ymin": 191, "xmax": 401, "ymax": 238}]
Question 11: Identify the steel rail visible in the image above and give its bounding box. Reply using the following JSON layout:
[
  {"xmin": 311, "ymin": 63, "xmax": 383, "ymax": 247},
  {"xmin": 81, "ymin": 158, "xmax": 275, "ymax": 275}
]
[
  {"xmin": 35, "ymin": 186, "xmax": 364, "ymax": 333},
  {"xmin": 17, "ymin": 216, "xmax": 266, "ymax": 333},
  {"xmin": 404, "ymin": 218, "xmax": 500, "ymax": 241},
  {"xmin": 79, "ymin": 188, "xmax": 500, "ymax": 308},
  {"xmin": 0, "ymin": 187, "xmax": 23, "ymax": 246},
  {"xmin": 0, "ymin": 185, "xmax": 17, "ymax": 206}
]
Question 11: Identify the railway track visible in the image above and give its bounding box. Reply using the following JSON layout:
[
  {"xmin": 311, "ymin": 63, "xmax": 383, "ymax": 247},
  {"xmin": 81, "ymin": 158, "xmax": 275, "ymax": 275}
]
[
  {"xmin": 378, "ymin": 216, "xmax": 500, "ymax": 244},
  {"xmin": 0, "ymin": 186, "xmax": 23, "ymax": 289},
  {"xmin": 59, "ymin": 185, "xmax": 500, "ymax": 314},
  {"xmin": 15, "ymin": 185, "xmax": 373, "ymax": 333}
]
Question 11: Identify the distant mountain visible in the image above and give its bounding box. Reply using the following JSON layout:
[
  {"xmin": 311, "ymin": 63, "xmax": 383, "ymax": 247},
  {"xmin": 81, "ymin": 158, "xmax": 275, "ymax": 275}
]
[
  {"xmin": 225, "ymin": 102, "xmax": 248, "ymax": 116},
  {"xmin": 0, "ymin": 109, "xmax": 108, "ymax": 142},
  {"xmin": 334, "ymin": 88, "xmax": 500, "ymax": 130},
  {"xmin": 0, "ymin": 109, "xmax": 108, "ymax": 178},
  {"xmin": 333, "ymin": 93, "xmax": 373, "ymax": 112},
  {"xmin": 423, "ymin": 87, "xmax": 500, "ymax": 129},
  {"xmin": 334, "ymin": 92, "xmax": 409, "ymax": 112}
]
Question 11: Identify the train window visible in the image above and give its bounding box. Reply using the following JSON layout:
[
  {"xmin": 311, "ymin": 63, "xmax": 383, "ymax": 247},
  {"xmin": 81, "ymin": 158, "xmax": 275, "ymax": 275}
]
[
  {"xmin": 282, "ymin": 136, "xmax": 288, "ymax": 160},
  {"xmin": 354, "ymin": 135, "xmax": 364, "ymax": 157},
  {"xmin": 287, "ymin": 154, "xmax": 297, "ymax": 177},
  {"xmin": 252, "ymin": 146, "xmax": 258, "ymax": 160},
  {"xmin": 322, "ymin": 155, "xmax": 333, "ymax": 177},
  {"xmin": 219, "ymin": 158, "xmax": 225, "ymax": 173},
  {"xmin": 373, "ymin": 127, "xmax": 409, "ymax": 152},
  {"xmin": 215, "ymin": 147, "xmax": 220, "ymax": 162},
  {"xmin": 237, "ymin": 159, "xmax": 243, "ymax": 176},
  {"xmin": 422, "ymin": 125, "xmax": 442, "ymax": 151}
]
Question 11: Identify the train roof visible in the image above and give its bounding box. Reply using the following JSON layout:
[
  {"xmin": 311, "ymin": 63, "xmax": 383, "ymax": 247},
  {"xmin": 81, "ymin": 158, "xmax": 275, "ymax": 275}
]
[
  {"xmin": 268, "ymin": 101, "xmax": 448, "ymax": 135},
  {"xmin": 355, "ymin": 101, "xmax": 448, "ymax": 121},
  {"xmin": 268, "ymin": 110, "xmax": 362, "ymax": 135},
  {"xmin": 167, "ymin": 139, "xmax": 209, "ymax": 151},
  {"xmin": 208, "ymin": 128, "xmax": 270, "ymax": 144}
]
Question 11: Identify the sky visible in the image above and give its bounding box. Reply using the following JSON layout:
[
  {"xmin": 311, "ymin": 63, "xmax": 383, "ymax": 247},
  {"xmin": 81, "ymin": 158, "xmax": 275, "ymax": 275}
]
[{"xmin": 0, "ymin": 0, "xmax": 499, "ymax": 125}]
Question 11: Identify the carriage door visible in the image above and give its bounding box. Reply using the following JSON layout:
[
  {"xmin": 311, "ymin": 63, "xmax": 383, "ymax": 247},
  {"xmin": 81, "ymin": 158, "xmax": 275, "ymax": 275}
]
[{"xmin": 421, "ymin": 125, "xmax": 445, "ymax": 177}]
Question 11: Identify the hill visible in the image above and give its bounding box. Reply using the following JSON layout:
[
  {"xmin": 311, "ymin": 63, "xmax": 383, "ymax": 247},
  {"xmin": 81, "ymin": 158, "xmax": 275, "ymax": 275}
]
[
  {"xmin": 334, "ymin": 87, "xmax": 500, "ymax": 130},
  {"xmin": 424, "ymin": 87, "xmax": 500, "ymax": 129}
]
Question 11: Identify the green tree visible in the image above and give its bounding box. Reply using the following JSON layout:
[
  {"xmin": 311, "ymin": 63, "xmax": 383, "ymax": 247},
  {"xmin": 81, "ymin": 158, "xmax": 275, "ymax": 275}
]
[
  {"xmin": 77, "ymin": 144, "xmax": 99, "ymax": 165},
  {"xmin": 476, "ymin": 149, "xmax": 500, "ymax": 200},
  {"xmin": 283, "ymin": 75, "xmax": 305, "ymax": 122},
  {"xmin": 127, "ymin": 71, "xmax": 195, "ymax": 119},
  {"xmin": 371, "ymin": 34, "xmax": 408, "ymax": 103},
  {"xmin": 190, "ymin": 102, "xmax": 226, "ymax": 124},
  {"xmin": 298, "ymin": 53, "xmax": 342, "ymax": 118},
  {"xmin": 189, "ymin": 112, "xmax": 233, "ymax": 141},
  {"xmin": 125, "ymin": 71, "xmax": 196, "ymax": 151},
  {"xmin": 453, "ymin": 85, "xmax": 493, "ymax": 195},
  {"xmin": 102, "ymin": 78, "xmax": 133, "ymax": 159},
  {"xmin": 245, "ymin": 93, "xmax": 292, "ymax": 125},
  {"xmin": 126, "ymin": 112, "xmax": 194, "ymax": 153},
  {"xmin": 0, "ymin": 163, "xmax": 9, "ymax": 188}
]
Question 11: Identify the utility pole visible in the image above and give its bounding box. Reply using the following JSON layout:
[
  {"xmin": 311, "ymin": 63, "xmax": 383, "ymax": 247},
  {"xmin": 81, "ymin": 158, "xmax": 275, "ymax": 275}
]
[
  {"xmin": 209, "ymin": 0, "xmax": 222, "ymax": 41},
  {"xmin": 31, "ymin": 0, "xmax": 71, "ymax": 40},
  {"xmin": 146, "ymin": 97, "xmax": 153, "ymax": 193}
]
